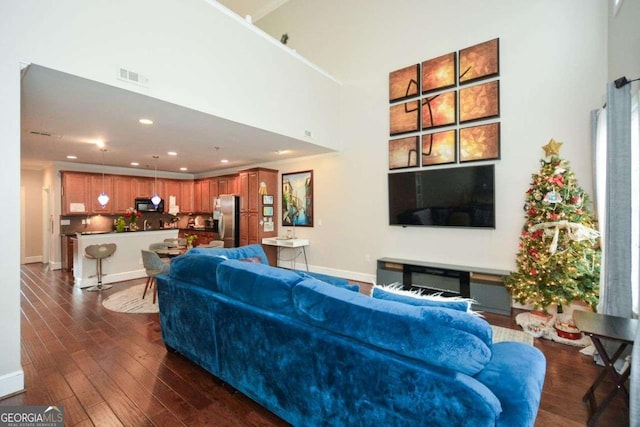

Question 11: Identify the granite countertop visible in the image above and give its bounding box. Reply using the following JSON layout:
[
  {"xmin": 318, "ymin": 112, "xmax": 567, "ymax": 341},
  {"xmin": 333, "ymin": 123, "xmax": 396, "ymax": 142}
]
[{"xmin": 62, "ymin": 228, "xmax": 183, "ymax": 236}]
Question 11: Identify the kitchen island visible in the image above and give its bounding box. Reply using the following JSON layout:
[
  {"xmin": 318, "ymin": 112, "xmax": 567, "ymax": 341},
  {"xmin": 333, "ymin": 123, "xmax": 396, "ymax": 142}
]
[{"xmin": 72, "ymin": 229, "xmax": 179, "ymax": 289}]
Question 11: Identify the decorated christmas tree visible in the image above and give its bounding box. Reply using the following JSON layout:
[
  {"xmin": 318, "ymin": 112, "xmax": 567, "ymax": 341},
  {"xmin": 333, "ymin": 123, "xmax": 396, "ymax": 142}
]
[{"xmin": 504, "ymin": 139, "xmax": 601, "ymax": 312}]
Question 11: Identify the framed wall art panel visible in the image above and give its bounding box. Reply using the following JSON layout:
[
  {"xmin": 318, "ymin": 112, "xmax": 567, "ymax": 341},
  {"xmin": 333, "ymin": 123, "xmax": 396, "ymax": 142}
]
[
  {"xmin": 389, "ymin": 136, "xmax": 419, "ymax": 170},
  {"xmin": 282, "ymin": 170, "xmax": 313, "ymax": 227},
  {"xmin": 422, "ymin": 52, "xmax": 456, "ymax": 94},
  {"xmin": 389, "ymin": 64, "xmax": 420, "ymax": 103},
  {"xmin": 390, "ymin": 100, "xmax": 420, "ymax": 136},
  {"xmin": 459, "ymin": 80, "xmax": 499, "ymax": 123},
  {"xmin": 421, "ymin": 130, "xmax": 457, "ymax": 166},
  {"xmin": 459, "ymin": 122, "xmax": 501, "ymax": 162},
  {"xmin": 459, "ymin": 38, "xmax": 499, "ymax": 85},
  {"xmin": 421, "ymin": 89, "xmax": 456, "ymax": 130}
]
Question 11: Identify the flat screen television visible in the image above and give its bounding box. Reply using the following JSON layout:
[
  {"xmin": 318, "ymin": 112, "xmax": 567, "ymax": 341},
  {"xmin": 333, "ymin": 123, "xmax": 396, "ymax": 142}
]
[{"xmin": 388, "ymin": 164, "xmax": 495, "ymax": 228}]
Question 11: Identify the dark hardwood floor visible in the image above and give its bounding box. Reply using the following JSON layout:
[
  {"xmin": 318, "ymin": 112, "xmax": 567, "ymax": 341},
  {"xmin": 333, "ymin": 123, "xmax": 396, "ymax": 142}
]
[{"xmin": 1, "ymin": 264, "xmax": 629, "ymax": 426}]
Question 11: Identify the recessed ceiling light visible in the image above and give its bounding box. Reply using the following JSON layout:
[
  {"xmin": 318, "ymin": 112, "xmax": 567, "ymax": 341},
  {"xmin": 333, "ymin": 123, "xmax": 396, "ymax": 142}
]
[
  {"xmin": 130, "ymin": 162, "xmax": 139, "ymax": 166},
  {"xmin": 275, "ymin": 149, "xmax": 290, "ymax": 155},
  {"xmin": 66, "ymin": 155, "xmax": 77, "ymax": 160},
  {"xmin": 180, "ymin": 167, "xmax": 188, "ymax": 171},
  {"xmin": 220, "ymin": 159, "xmax": 229, "ymax": 163},
  {"xmin": 139, "ymin": 118, "xmax": 154, "ymax": 125},
  {"xmin": 95, "ymin": 140, "xmax": 105, "ymax": 148},
  {"xmin": 167, "ymin": 151, "xmax": 177, "ymax": 156}
]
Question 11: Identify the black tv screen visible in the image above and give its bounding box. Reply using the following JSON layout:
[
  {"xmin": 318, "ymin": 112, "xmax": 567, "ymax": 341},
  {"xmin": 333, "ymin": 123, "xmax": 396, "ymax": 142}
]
[{"xmin": 388, "ymin": 164, "xmax": 495, "ymax": 228}]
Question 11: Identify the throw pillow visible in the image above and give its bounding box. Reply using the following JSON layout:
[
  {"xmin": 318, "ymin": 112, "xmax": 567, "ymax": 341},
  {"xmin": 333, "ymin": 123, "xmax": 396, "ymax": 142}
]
[
  {"xmin": 239, "ymin": 256, "xmax": 262, "ymax": 263},
  {"xmin": 373, "ymin": 283, "xmax": 480, "ymax": 315}
]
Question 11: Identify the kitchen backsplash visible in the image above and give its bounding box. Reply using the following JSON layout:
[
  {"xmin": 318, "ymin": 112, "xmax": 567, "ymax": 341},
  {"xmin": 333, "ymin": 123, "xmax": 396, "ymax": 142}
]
[{"xmin": 60, "ymin": 212, "xmax": 214, "ymax": 235}]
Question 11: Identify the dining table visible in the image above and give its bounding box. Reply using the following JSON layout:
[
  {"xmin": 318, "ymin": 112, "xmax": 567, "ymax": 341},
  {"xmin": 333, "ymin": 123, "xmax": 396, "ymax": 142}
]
[{"xmin": 153, "ymin": 246, "xmax": 188, "ymax": 258}]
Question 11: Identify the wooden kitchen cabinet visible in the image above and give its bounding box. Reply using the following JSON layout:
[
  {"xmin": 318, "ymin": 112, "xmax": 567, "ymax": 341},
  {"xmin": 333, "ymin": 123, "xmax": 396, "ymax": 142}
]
[
  {"xmin": 193, "ymin": 179, "xmax": 212, "ymax": 213},
  {"xmin": 180, "ymin": 180, "xmax": 194, "ymax": 213},
  {"xmin": 162, "ymin": 179, "xmax": 182, "ymax": 212},
  {"xmin": 90, "ymin": 174, "xmax": 113, "ymax": 214},
  {"xmin": 238, "ymin": 168, "xmax": 278, "ymax": 265},
  {"xmin": 132, "ymin": 177, "xmax": 155, "ymax": 199},
  {"xmin": 61, "ymin": 172, "xmax": 91, "ymax": 215},
  {"xmin": 112, "ymin": 176, "xmax": 133, "ymax": 214}
]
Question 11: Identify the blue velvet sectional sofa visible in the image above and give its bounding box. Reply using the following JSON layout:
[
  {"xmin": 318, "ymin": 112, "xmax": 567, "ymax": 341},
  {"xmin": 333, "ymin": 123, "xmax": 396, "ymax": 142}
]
[{"xmin": 156, "ymin": 245, "xmax": 546, "ymax": 427}]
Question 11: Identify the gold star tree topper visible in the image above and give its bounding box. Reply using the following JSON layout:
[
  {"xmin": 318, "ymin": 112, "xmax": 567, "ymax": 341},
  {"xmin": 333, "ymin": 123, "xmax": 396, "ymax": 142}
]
[{"xmin": 542, "ymin": 138, "xmax": 563, "ymax": 157}]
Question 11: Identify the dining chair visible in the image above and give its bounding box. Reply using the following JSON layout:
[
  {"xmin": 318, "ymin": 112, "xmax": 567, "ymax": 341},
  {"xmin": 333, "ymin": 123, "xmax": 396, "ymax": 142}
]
[{"xmin": 141, "ymin": 249, "xmax": 171, "ymax": 304}]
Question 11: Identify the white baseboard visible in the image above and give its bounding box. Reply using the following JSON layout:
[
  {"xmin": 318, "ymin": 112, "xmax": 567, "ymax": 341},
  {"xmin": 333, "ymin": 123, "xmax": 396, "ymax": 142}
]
[
  {"xmin": 0, "ymin": 369, "xmax": 25, "ymax": 399},
  {"xmin": 277, "ymin": 260, "xmax": 376, "ymax": 284},
  {"xmin": 49, "ymin": 261, "xmax": 62, "ymax": 270}
]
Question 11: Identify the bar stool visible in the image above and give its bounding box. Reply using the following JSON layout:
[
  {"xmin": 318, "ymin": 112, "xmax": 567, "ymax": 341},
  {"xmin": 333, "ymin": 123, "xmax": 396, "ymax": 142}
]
[{"xmin": 84, "ymin": 243, "xmax": 117, "ymax": 292}]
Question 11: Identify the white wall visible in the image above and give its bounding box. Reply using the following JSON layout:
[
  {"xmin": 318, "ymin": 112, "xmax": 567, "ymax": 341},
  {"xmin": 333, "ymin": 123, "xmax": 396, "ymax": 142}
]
[
  {"xmin": 257, "ymin": 0, "xmax": 608, "ymax": 278},
  {"xmin": 609, "ymin": 0, "xmax": 640, "ymax": 86},
  {"xmin": 1, "ymin": 0, "xmax": 340, "ymax": 398},
  {"xmin": 20, "ymin": 169, "xmax": 44, "ymax": 263}
]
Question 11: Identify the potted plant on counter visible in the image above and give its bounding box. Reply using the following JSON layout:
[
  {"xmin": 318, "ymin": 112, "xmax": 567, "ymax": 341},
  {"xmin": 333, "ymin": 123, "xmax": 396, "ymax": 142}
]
[
  {"xmin": 184, "ymin": 233, "xmax": 197, "ymax": 248},
  {"xmin": 125, "ymin": 207, "xmax": 142, "ymax": 231}
]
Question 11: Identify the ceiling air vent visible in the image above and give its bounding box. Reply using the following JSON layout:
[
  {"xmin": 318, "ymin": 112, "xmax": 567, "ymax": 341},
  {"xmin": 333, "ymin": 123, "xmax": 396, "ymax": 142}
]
[
  {"xmin": 29, "ymin": 130, "xmax": 62, "ymax": 138},
  {"xmin": 118, "ymin": 67, "xmax": 149, "ymax": 87}
]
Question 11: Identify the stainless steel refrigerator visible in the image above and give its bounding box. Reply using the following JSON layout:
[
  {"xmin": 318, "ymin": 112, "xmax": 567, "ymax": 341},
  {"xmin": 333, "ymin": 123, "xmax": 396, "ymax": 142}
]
[{"xmin": 213, "ymin": 195, "xmax": 240, "ymax": 248}]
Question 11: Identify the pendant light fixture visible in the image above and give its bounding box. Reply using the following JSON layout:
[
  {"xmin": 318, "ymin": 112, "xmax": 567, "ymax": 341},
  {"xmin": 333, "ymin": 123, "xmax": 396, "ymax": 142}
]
[
  {"xmin": 97, "ymin": 148, "xmax": 110, "ymax": 207},
  {"xmin": 151, "ymin": 155, "xmax": 161, "ymax": 207}
]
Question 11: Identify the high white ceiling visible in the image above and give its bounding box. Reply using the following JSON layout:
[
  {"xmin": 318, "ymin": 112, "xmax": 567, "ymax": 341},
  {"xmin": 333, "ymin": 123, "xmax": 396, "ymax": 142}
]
[
  {"xmin": 216, "ymin": 0, "xmax": 290, "ymax": 21},
  {"xmin": 19, "ymin": 1, "xmax": 326, "ymax": 176}
]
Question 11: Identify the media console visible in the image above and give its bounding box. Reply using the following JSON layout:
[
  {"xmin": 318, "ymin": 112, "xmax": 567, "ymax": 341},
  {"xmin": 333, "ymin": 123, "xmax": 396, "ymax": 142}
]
[{"xmin": 376, "ymin": 257, "xmax": 512, "ymax": 315}]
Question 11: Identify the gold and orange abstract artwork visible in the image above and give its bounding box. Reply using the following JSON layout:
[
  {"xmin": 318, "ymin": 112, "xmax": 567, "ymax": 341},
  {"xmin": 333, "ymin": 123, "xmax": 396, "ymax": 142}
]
[
  {"xmin": 421, "ymin": 52, "xmax": 456, "ymax": 94},
  {"xmin": 459, "ymin": 81, "xmax": 499, "ymax": 123},
  {"xmin": 389, "ymin": 64, "xmax": 420, "ymax": 103},
  {"xmin": 390, "ymin": 100, "xmax": 420, "ymax": 136},
  {"xmin": 422, "ymin": 130, "xmax": 457, "ymax": 166},
  {"xmin": 460, "ymin": 123, "xmax": 500, "ymax": 162},
  {"xmin": 459, "ymin": 38, "xmax": 499, "ymax": 84},
  {"xmin": 421, "ymin": 90, "xmax": 456, "ymax": 130},
  {"xmin": 389, "ymin": 136, "xmax": 419, "ymax": 170}
]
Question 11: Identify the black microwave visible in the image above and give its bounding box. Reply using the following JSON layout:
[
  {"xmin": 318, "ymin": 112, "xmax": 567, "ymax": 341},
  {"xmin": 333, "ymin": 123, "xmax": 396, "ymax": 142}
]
[{"xmin": 135, "ymin": 197, "xmax": 164, "ymax": 212}]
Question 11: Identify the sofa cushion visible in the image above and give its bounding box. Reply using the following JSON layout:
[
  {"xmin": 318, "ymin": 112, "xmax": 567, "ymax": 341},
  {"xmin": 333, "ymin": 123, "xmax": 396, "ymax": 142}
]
[
  {"xmin": 216, "ymin": 259, "xmax": 304, "ymax": 315},
  {"xmin": 188, "ymin": 244, "xmax": 269, "ymax": 264},
  {"xmin": 169, "ymin": 254, "xmax": 229, "ymax": 292},
  {"xmin": 296, "ymin": 270, "xmax": 360, "ymax": 292},
  {"xmin": 292, "ymin": 278, "xmax": 493, "ymax": 376},
  {"xmin": 373, "ymin": 284, "xmax": 472, "ymax": 312}
]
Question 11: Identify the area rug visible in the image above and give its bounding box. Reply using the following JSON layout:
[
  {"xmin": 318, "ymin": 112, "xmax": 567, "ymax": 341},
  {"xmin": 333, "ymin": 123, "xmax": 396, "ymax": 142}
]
[
  {"xmin": 102, "ymin": 284, "xmax": 158, "ymax": 314},
  {"xmin": 491, "ymin": 325, "xmax": 534, "ymax": 345}
]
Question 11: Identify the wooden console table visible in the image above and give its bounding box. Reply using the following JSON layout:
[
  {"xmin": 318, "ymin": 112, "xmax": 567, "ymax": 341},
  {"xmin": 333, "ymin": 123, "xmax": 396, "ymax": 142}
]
[{"xmin": 573, "ymin": 310, "xmax": 637, "ymax": 426}]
